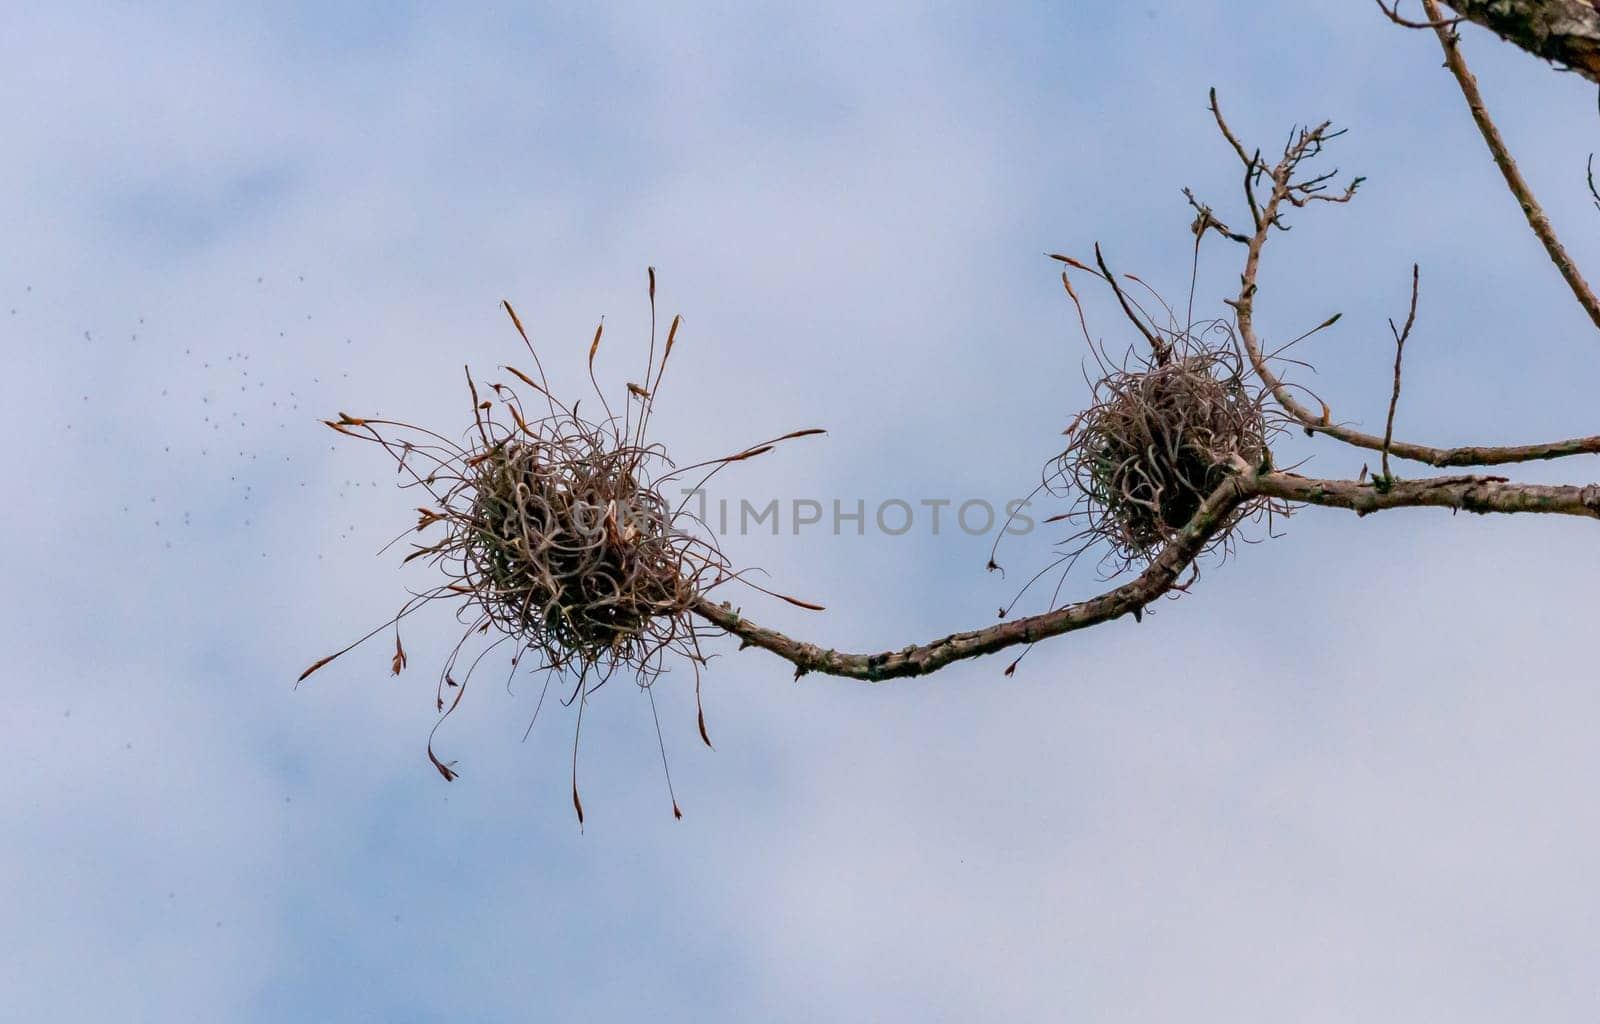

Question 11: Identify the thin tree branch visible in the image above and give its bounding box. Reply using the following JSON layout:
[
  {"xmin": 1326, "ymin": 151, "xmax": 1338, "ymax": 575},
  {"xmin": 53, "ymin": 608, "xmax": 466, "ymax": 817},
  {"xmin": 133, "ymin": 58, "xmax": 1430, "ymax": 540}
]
[
  {"xmin": 1421, "ymin": 0, "xmax": 1600, "ymax": 334},
  {"xmin": 1381, "ymin": 264, "xmax": 1420, "ymax": 481},
  {"xmin": 693, "ymin": 475, "xmax": 1256, "ymax": 681},
  {"xmin": 1254, "ymin": 471, "xmax": 1600, "ymax": 518},
  {"xmin": 1377, "ymin": 0, "xmax": 1464, "ymax": 30},
  {"xmin": 692, "ymin": 468, "xmax": 1600, "ymax": 682},
  {"xmin": 1210, "ymin": 95, "xmax": 1600, "ymax": 468}
]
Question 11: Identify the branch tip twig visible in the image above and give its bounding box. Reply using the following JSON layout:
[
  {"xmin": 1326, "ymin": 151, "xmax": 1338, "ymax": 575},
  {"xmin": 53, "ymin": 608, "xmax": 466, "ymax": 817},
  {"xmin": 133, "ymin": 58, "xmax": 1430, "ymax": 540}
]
[{"xmin": 1381, "ymin": 264, "xmax": 1421, "ymax": 481}]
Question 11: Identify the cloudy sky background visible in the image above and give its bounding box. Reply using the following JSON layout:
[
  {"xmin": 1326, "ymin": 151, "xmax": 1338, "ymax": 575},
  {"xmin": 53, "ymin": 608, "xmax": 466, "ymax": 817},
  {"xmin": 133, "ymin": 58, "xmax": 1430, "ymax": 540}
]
[{"xmin": 6, "ymin": 2, "xmax": 1600, "ymax": 1019}]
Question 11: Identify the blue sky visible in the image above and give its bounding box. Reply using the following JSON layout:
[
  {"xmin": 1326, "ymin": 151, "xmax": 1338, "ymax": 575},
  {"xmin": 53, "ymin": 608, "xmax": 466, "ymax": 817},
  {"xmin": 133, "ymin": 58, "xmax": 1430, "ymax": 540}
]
[{"xmin": 6, "ymin": 2, "xmax": 1600, "ymax": 1020}]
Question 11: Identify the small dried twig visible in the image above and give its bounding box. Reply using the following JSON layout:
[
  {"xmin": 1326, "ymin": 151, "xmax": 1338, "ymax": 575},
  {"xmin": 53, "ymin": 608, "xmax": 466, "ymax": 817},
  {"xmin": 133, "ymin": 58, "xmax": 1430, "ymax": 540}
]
[
  {"xmin": 1093, "ymin": 243, "xmax": 1169, "ymax": 363},
  {"xmin": 1381, "ymin": 264, "xmax": 1421, "ymax": 482},
  {"xmin": 1183, "ymin": 188, "xmax": 1250, "ymax": 244},
  {"xmin": 1375, "ymin": 0, "xmax": 1464, "ymax": 30}
]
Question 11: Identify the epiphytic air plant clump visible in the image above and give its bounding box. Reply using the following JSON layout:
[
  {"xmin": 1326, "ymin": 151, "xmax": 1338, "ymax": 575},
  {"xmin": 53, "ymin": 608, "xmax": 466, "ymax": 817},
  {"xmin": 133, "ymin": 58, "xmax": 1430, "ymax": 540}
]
[
  {"xmin": 460, "ymin": 433, "xmax": 695, "ymax": 667},
  {"xmin": 1032, "ymin": 248, "xmax": 1291, "ymax": 583},
  {"xmin": 1056, "ymin": 339, "xmax": 1275, "ymax": 567},
  {"xmin": 298, "ymin": 269, "xmax": 824, "ymax": 822}
]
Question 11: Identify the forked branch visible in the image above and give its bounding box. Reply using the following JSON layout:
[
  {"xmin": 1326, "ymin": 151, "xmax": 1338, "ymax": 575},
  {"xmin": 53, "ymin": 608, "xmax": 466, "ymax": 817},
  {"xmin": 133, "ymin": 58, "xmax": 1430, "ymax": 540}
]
[
  {"xmin": 1212, "ymin": 91, "xmax": 1600, "ymax": 468},
  {"xmin": 692, "ymin": 65, "xmax": 1600, "ymax": 683},
  {"xmin": 1380, "ymin": 264, "xmax": 1420, "ymax": 482},
  {"xmin": 693, "ymin": 469, "xmax": 1600, "ymax": 682}
]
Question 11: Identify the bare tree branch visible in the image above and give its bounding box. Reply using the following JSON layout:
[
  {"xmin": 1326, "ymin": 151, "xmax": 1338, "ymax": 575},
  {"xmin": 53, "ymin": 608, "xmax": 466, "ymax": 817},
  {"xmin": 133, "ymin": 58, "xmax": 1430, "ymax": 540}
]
[
  {"xmin": 1438, "ymin": 0, "xmax": 1600, "ymax": 82},
  {"xmin": 1377, "ymin": 0, "xmax": 1466, "ymax": 30},
  {"xmin": 1254, "ymin": 471, "xmax": 1600, "ymax": 518},
  {"xmin": 1211, "ymin": 92, "xmax": 1600, "ymax": 468},
  {"xmin": 692, "ymin": 469, "xmax": 1600, "ymax": 681},
  {"xmin": 690, "ymin": 472, "xmax": 1247, "ymax": 682},
  {"xmin": 1419, "ymin": 0, "xmax": 1600, "ymax": 335},
  {"xmin": 1380, "ymin": 264, "xmax": 1420, "ymax": 482}
]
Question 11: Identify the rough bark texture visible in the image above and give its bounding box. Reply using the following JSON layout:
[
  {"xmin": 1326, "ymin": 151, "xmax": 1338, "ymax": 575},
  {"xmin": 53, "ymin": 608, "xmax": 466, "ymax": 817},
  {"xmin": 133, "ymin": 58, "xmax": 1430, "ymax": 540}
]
[
  {"xmin": 1444, "ymin": 0, "xmax": 1600, "ymax": 81},
  {"xmin": 691, "ymin": 478, "xmax": 1256, "ymax": 681},
  {"xmin": 691, "ymin": 471, "xmax": 1600, "ymax": 682}
]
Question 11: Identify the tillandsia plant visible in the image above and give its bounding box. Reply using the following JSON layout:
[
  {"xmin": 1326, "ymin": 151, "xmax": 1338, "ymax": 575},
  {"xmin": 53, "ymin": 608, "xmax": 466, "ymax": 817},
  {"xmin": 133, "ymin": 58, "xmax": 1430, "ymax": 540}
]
[
  {"xmin": 297, "ymin": 269, "xmax": 825, "ymax": 823},
  {"xmin": 975, "ymin": 243, "xmax": 1297, "ymax": 678},
  {"xmin": 1040, "ymin": 248, "xmax": 1290, "ymax": 579}
]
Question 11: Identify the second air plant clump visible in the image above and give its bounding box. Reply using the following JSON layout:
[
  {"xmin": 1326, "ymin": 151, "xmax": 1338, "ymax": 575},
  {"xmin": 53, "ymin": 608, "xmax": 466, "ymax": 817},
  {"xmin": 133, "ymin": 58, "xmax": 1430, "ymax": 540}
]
[
  {"xmin": 1041, "ymin": 249, "xmax": 1289, "ymax": 579},
  {"xmin": 1058, "ymin": 342, "xmax": 1274, "ymax": 566}
]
